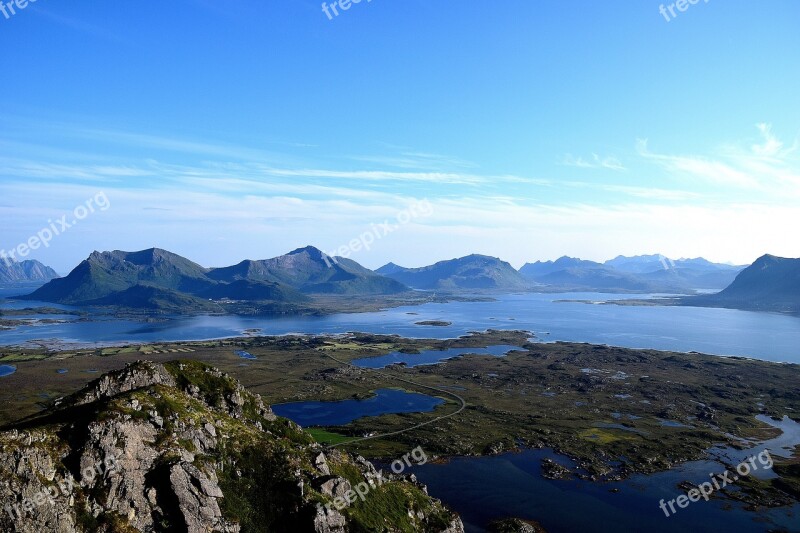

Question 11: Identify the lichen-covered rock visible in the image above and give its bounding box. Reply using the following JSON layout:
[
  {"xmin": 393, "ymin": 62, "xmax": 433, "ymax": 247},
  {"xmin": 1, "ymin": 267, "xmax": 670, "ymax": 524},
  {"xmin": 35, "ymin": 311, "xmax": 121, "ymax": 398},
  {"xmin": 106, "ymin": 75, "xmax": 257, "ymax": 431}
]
[{"xmin": 0, "ymin": 360, "xmax": 463, "ymax": 532}]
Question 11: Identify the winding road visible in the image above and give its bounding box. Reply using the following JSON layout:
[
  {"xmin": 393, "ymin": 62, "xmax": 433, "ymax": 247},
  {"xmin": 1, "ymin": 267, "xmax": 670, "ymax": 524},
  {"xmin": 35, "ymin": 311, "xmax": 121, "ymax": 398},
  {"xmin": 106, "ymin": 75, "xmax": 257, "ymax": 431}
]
[{"xmin": 320, "ymin": 351, "xmax": 467, "ymax": 449}]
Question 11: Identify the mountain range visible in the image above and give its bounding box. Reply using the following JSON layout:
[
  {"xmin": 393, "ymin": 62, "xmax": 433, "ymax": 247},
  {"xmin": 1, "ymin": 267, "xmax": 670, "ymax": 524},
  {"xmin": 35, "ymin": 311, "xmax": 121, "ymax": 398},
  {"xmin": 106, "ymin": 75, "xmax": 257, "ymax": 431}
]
[
  {"xmin": 519, "ymin": 255, "xmax": 743, "ymax": 293},
  {"xmin": 17, "ymin": 247, "xmax": 798, "ymax": 315},
  {"xmin": 22, "ymin": 246, "xmax": 407, "ymax": 311},
  {"xmin": 0, "ymin": 258, "xmax": 59, "ymax": 283}
]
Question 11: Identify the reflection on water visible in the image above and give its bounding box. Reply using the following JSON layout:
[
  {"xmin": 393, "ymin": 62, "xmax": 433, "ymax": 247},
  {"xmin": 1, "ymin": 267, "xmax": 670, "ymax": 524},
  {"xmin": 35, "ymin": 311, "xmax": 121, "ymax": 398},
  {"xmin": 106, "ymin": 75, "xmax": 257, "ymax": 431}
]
[
  {"xmin": 410, "ymin": 440, "xmax": 800, "ymax": 533},
  {"xmin": 2, "ymin": 293, "xmax": 800, "ymax": 362},
  {"xmin": 271, "ymin": 388, "xmax": 444, "ymax": 427}
]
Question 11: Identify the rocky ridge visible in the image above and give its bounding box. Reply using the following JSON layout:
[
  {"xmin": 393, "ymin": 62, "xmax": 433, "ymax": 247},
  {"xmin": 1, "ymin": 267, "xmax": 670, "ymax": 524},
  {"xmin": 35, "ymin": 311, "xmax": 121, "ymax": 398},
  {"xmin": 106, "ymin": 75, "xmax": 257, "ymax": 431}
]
[{"xmin": 0, "ymin": 360, "xmax": 463, "ymax": 532}]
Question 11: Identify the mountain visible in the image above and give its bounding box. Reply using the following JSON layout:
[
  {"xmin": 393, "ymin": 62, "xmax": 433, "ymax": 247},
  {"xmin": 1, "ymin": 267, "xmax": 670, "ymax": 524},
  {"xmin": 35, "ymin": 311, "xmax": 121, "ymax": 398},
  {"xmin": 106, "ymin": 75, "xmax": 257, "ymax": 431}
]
[
  {"xmin": 0, "ymin": 361, "xmax": 464, "ymax": 532},
  {"xmin": 519, "ymin": 256, "xmax": 683, "ymax": 292},
  {"xmin": 519, "ymin": 256, "xmax": 605, "ymax": 279},
  {"xmin": 83, "ymin": 284, "xmax": 221, "ymax": 313},
  {"xmin": 375, "ymin": 262, "xmax": 407, "ymax": 276},
  {"xmin": 604, "ymin": 254, "xmax": 674, "ymax": 273},
  {"xmin": 532, "ymin": 266, "xmax": 665, "ymax": 292},
  {"xmin": 0, "ymin": 259, "xmax": 59, "ymax": 283},
  {"xmin": 21, "ymin": 246, "xmax": 406, "ymax": 311},
  {"xmin": 689, "ymin": 254, "xmax": 800, "ymax": 313},
  {"xmin": 198, "ymin": 279, "xmax": 309, "ymax": 302},
  {"xmin": 23, "ymin": 248, "xmax": 215, "ymax": 304},
  {"xmin": 208, "ymin": 246, "xmax": 408, "ymax": 295},
  {"xmin": 518, "ymin": 254, "xmax": 744, "ymax": 293},
  {"xmin": 377, "ymin": 254, "xmax": 531, "ymax": 291},
  {"xmin": 606, "ymin": 255, "xmax": 743, "ymax": 290}
]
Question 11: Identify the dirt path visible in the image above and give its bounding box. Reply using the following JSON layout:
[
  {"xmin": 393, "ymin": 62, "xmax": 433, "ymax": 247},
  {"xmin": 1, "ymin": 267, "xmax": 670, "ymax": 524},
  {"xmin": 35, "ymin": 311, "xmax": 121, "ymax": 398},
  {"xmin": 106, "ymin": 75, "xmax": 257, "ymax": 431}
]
[{"xmin": 320, "ymin": 351, "xmax": 466, "ymax": 449}]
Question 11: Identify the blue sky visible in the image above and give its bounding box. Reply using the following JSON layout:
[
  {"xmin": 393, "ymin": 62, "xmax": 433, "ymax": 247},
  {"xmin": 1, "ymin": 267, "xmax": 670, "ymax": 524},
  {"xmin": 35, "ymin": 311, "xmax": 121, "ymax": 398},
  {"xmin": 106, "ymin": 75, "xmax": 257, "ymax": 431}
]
[{"xmin": 1, "ymin": 0, "xmax": 799, "ymax": 272}]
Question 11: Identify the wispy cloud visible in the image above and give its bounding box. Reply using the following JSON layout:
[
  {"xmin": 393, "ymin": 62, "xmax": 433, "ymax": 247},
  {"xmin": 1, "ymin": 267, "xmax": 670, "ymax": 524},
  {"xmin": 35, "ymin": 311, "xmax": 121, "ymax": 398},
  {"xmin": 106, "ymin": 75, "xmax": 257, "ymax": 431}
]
[
  {"xmin": 751, "ymin": 123, "xmax": 788, "ymax": 157},
  {"xmin": 0, "ymin": 159, "xmax": 153, "ymax": 182},
  {"xmin": 561, "ymin": 153, "xmax": 626, "ymax": 171},
  {"xmin": 349, "ymin": 151, "xmax": 478, "ymax": 171},
  {"xmin": 637, "ymin": 124, "xmax": 800, "ymax": 194},
  {"xmin": 564, "ymin": 181, "xmax": 701, "ymax": 201}
]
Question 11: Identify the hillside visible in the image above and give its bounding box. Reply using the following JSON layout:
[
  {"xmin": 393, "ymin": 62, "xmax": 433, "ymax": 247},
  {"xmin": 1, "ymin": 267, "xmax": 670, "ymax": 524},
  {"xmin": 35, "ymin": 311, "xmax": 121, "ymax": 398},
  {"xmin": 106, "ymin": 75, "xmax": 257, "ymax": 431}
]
[
  {"xmin": 0, "ymin": 259, "xmax": 59, "ymax": 283},
  {"xmin": 377, "ymin": 254, "xmax": 531, "ymax": 291},
  {"xmin": 208, "ymin": 246, "xmax": 408, "ymax": 295},
  {"xmin": 83, "ymin": 284, "xmax": 222, "ymax": 313},
  {"xmin": 0, "ymin": 361, "xmax": 464, "ymax": 532},
  {"xmin": 689, "ymin": 254, "xmax": 800, "ymax": 313},
  {"xmin": 608, "ymin": 255, "xmax": 743, "ymax": 290},
  {"xmin": 519, "ymin": 254, "xmax": 743, "ymax": 293},
  {"xmin": 519, "ymin": 257, "xmax": 656, "ymax": 292},
  {"xmin": 21, "ymin": 246, "xmax": 406, "ymax": 311},
  {"xmin": 198, "ymin": 279, "xmax": 310, "ymax": 302},
  {"xmin": 519, "ymin": 256, "xmax": 604, "ymax": 279},
  {"xmin": 22, "ymin": 248, "xmax": 215, "ymax": 304}
]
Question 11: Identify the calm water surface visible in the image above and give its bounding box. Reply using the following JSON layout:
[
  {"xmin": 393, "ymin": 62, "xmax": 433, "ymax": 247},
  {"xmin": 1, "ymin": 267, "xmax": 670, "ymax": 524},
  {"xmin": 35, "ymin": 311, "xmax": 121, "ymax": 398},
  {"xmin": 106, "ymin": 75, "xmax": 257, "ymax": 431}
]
[
  {"xmin": 352, "ymin": 345, "xmax": 521, "ymax": 368},
  {"xmin": 2, "ymin": 290, "xmax": 799, "ymax": 362},
  {"xmin": 271, "ymin": 388, "xmax": 444, "ymax": 427}
]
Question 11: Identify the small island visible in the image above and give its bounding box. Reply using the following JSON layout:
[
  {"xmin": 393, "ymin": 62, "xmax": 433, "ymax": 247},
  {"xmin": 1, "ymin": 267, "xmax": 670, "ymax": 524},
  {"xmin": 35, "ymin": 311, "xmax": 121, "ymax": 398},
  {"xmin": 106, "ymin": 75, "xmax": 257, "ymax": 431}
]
[{"xmin": 415, "ymin": 320, "xmax": 453, "ymax": 327}]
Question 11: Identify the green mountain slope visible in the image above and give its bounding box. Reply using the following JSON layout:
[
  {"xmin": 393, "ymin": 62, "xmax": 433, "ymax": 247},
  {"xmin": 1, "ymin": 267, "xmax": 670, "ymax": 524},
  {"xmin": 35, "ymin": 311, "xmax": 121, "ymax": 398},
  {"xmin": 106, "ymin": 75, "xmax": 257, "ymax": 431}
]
[
  {"xmin": 209, "ymin": 246, "xmax": 408, "ymax": 295},
  {"xmin": 377, "ymin": 254, "xmax": 530, "ymax": 291},
  {"xmin": 21, "ymin": 246, "xmax": 407, "ymax": 311},
  {"xmin": 23, "ymin": 248, "xmax": 215, "ymax": 304}
]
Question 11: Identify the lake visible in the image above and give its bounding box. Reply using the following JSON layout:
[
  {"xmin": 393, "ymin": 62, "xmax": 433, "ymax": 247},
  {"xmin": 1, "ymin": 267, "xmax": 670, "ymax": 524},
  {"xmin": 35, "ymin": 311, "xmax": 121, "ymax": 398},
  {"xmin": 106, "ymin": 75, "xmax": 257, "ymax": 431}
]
[
  {"xmin": 270, "ymin": 388, "xmax": 445, "ymax": 427},
  {"xmin": 407, "ymin": 416, "xmax": 800, "ymax": 533},
  {"xmin": 352, "ymin": 345, "xmax": 522, "ymax": 368},
  {"xmin": 409, "ymin": 448, "xmax": 800, "ymax": 533},
  {"xmin": 2, "ymin": 291, "xmax": 800, "ymax": 363}
]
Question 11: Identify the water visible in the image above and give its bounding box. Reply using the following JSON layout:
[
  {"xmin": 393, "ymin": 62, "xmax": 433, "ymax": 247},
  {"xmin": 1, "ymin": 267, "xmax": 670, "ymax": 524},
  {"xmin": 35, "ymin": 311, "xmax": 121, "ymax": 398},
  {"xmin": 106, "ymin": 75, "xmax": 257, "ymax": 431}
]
[
  {"xmin": 409, "ymin": 447, "xmax": 800, "ymax": 533},
  {"xmin": 409, "ymin": 416, "xmax": 800, "ymax": 532},
  {"xmin": 352, "ymin": 345, "xmax": 521, "ymax": 368},
  {"xmin": 0, "ymin": 365, "xmax": 16, "ymax": 377},
  {"xmin": 2, "ymin": 292, "xmax": 800, "ymax": 362},
  {"xmin": 271, "ymin": 388, "xmax": 444, "ymax": 427}
]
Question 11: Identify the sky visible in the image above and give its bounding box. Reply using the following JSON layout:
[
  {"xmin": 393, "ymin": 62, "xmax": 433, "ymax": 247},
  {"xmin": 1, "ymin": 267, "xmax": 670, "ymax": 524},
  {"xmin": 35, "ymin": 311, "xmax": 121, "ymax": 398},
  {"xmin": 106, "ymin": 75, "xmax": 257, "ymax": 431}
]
[{"xmin": 1, "ymin": 0, "xmax": 799, "ymax": 273}]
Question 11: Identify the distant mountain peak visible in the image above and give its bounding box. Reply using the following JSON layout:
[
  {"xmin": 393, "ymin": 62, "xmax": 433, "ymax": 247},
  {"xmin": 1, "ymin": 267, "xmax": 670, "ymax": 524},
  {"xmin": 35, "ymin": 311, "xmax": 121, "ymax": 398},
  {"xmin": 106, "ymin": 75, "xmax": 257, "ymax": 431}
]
[
  {"xmin": 287, "ymin": 245, "xmax": 326, "ymax": 258},
  {"xmin": 379, "ymin": 254, "xmax": 530, "ymax": 291},
  {"xmin": 0, "ymin": 258, "xmax": 60, "ymax": 283}
]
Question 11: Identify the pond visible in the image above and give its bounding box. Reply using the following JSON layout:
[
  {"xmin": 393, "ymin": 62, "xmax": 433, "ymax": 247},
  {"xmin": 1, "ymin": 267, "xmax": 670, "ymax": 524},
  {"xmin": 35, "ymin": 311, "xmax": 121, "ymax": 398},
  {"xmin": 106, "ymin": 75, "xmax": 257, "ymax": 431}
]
[
  {"xmin": 271, "ymin": 388, "xmax": 445, "ymax": 427},
  {"xmin": 352, "ymin": 345, "xmax": 523, "ymax": 368}
]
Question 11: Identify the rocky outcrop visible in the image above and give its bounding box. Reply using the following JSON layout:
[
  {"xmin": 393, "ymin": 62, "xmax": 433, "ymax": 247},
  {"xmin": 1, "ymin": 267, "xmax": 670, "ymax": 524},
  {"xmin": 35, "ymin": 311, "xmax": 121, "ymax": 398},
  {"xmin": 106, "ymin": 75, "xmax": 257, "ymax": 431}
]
[
  {"xmin": 489, "ymin": 517, "xmax": 547, "ymax": 533},
  {"xmin": 0, "ymin": 361, "xmax": 462, "ymax": 532}
]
